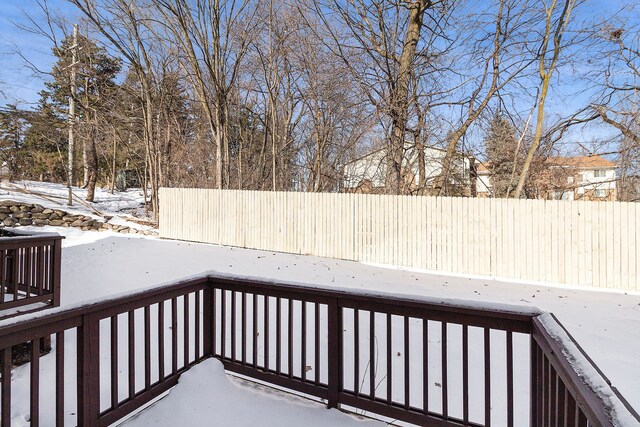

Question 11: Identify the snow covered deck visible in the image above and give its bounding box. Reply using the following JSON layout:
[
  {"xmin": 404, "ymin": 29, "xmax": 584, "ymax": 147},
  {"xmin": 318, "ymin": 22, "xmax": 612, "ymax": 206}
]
[
  {"xmin": 57, "ymin": 231, "xmax": 640, "ymax": 409},
  {"xmin": 122, "ymin": 359, "xmax": 381, "ymax": 426}
]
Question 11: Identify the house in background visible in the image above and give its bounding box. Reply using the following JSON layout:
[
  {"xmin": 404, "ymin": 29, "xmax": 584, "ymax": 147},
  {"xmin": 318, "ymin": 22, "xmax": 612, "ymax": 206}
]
[
  {"xmin": 476, "ymin": 155, "xmax": 617, "ymax": 201},
  {"xmin": 343, "ymin": 144, "xmax": 475, "ymax": 195}
]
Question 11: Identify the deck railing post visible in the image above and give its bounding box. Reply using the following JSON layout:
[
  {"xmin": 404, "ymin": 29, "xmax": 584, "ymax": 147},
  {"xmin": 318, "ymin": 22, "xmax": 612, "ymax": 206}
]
[
  {"xmin": 327, "ymin": 297, "xmax": 341, "ymax": 409},
  {"xmin": 77, "ymin": 314, "xmax": 100, "ymax": 426},
  {"xmin": 51, "ymin": 238, "xmax": 62, "ymax": 307}
]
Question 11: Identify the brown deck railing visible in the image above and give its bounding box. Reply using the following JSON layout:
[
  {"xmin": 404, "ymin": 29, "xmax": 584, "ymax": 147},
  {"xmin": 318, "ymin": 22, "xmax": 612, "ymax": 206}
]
[
  {"xmin": 0, "ymin": 230, "xmax": 63, "ymax": 314},
  {"xmin": 0, "ymin": 275, "xmax": 628, "ymax": 426}
]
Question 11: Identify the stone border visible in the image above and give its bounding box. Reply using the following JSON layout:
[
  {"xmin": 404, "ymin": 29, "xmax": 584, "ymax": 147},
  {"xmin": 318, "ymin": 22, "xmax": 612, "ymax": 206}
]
[{"xmin": 0, "ymin": 200, "xmax": 158, "ymax": 236}]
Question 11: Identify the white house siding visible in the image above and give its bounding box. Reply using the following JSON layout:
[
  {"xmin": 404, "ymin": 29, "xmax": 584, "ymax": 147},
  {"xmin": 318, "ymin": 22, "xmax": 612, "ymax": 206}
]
[{"xmin": 343, "ymin": 145, "xmax": 471, "ymax": 191}]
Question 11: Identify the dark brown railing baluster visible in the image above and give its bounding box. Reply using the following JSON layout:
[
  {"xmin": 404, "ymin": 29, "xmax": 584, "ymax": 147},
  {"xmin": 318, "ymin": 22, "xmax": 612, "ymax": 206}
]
[
  {"xmin": 550, "ymin": 363, "xmax": 557, "ymax": 426},
  {"xmin": 158, "ymin": 301, "xmax": 165, "ymax": 379},
  {"xmin": 38, "ymin": 245, "xmax": 44, "ymax": 296},
  {"xmin": 11, "ymin": 248, "xmax": 18, "ymax": 299},
  {"xmin": 386, "ymin": 313, "xmax": 392, "ymax": 405},
  {"xmin": 51, "ymin": 239, "xmax": 62, "ymax": 307},
  {"xmin": 221, "ymin": 291, "xmax": 226, "ymax": 359},
  {"xmin": 301, "ymin": 301, "xmax": 306, "ymax": 381},
  {"xmin": 462, "ymin": 324, "xmax": 469, "ymax": 424},
  {"xmin": 0, "ymin": 250, "xmax": 5, "ymax": 304},
  {"xmin": 484, "ymin": 327, "xmax": 491, "ymax": 426},
  {"xmin": 264, "ymin": 295, "xmax": 270, "ymax": 371},
  {"xmin": 404, "ymin": 316, "xmax": 409, "ymax": 410},
  {"xmin": 195, "ymin": 291, "xmax": 201, "ymax": 360},
  {"xmin": 1, "ymin": 347, "xmax": 9, "ymax": 427},
  {"xmin": 110, "ymin": 316, "xmax": 118, "ymax": 409},
  {"xmin": 212, "ymin": 289, "xmax": 217, "ymax": 357},
  {"xmin": 423, "ymin": 319, "xmax": 428, "ymax": 416},
  {"xmin": 506, "ymin": 330, "xmax": 513, "ymax": 427},
  {"xmin": 144, "ymin": 306, "xmax": 151, "ymax": 389},
  {"xmin": 252, "ymin": 293, "xmax": 258, "ymax": 368},
  {"xmin": 557, "ymin": 379, "xmax": 566, "ymax": 427},
  {"xmin": 441, "ymin": 322, "xmax": 448, "ymax": 420},
  {"xmin": 537, "ymin": 345, "xmax": 544, "ymax": 427},
  {"xmin": 30, "ymin": 338, "xmax": 40, "ymax": 427},
  {"xmin": 25, "ymin": 247, "xmax": 32, "ymax": 298},
  {"xmin": 314, "ymin": 302, "xmax": 319, "ymax": 385},
  {"xmin": 241, "ymin": 292, "xmax": 246, "ymax": 364},
  {"xmin": 370, "ymin": 311, "xmax": 375, "ymax": 400},
  {"xmin": 276, "ymin": 297, "xmax": 281, "ymax": 374},
  {"xmin": 171, "ymin": 298, "xmax": 178, "ymax": 374},
  {"xmin": 577, "ymin": 408, "xmax": 588, "ymax": 427},
  {"xmin": 56, "ymin": 331, "xmax": 64, "ymax": 427},
  {"xmin": 566, "ymin": 391, "xmax": 577, "ymax": 427},
  {"xmin": 327, "ymin": 298, "xmax": 340, "ymax": 409},
  {"xmin": 231, "ymin": 291, "xmax": 236, "ymax": 361},
  {"xmin": 542, "ymin": 353, "xmax": 548, "ymax": 426},
  {"xmin": 184, "ymin": 294, "xmax": 190, "ymax": 366},
  {"xmin": 128, "ymin": 311, "xmax": 136, "ymax": 398},
  {"xmin": 288, "ymin": 300, "xmax": 293, "ymax": 378},
  {"xmin": 354, "ymin": 309, "xmax": 359, "ymax": 396}
]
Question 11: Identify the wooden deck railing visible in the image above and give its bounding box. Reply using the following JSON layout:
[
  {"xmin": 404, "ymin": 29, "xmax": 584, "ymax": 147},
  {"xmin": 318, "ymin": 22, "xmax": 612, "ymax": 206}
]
[
  {"xmin": 0, "ymin": 230, "xmax": 63, "ymax": 314},
  {"xmin": 0, "ymin": 275, "xmax": 627, "ymax": 426}
]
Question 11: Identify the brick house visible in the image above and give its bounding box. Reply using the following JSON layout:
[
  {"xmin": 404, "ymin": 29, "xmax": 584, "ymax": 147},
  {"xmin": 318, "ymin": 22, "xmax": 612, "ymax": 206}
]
[{"xmin": 476, "ymin": 155, "xmax": 617, "ymax": 201}]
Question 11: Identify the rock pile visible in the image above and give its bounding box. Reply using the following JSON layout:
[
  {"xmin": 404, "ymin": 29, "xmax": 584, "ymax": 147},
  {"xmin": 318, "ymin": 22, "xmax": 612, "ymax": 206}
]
[{"xmin": 0, "ymin": 200, "xmax": 157, "ymax": 236}]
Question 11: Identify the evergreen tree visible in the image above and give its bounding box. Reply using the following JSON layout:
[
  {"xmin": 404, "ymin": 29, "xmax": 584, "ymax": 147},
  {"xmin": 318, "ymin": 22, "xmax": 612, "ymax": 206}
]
[
  {"xmin": 20, "ymin": 92, "xmax": 67, "ymax": 182},
  {"xmin": 45, "ymin": 32, "xmax": 122, "ymax": 201},
  {"xmin": 484, "ymin": 114, "xmax": 519, "ymax": 197}
]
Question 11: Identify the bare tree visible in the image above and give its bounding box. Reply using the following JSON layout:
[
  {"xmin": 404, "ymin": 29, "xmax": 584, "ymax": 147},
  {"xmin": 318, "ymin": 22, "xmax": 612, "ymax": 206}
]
[
  {"xmin": 68, "ymin": 0, "xmax": 175, "ymax": 219},
  {"xmin": 512, "ymin": 0, "xmax": 579, "ymax": 198},
  {"xmin": 312, "ymin": 0, "xmax": 443, "ymax": 194},
  {"xmin": 153, "ymin": 0, "xmax": 257, "ymax": 189},
  {"xmin": 432, "ymin": 0, "xmax": 538, "ymax": 195}
]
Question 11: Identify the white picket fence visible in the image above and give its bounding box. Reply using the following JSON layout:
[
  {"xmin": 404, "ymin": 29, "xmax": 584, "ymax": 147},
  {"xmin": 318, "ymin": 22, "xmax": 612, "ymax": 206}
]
[{"xmin": 159, "ymin": 188, "xmax": 640, "ymax": 292}]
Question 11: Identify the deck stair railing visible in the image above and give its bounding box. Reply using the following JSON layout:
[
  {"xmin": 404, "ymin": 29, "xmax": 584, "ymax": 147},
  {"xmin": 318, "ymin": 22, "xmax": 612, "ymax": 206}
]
[{"xmin": 0, "ymin": 229, "xmax": 63, "ymax": 315}]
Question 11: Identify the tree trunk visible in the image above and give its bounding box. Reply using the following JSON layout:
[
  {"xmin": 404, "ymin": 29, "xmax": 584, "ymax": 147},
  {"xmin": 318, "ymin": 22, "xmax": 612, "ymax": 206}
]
[{"xmin": 385, "ymin": 0, "xmax": 431, "ymax": 195}]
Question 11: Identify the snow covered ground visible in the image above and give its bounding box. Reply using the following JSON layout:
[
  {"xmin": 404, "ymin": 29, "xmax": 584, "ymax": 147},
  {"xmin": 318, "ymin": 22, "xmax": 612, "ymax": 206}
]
[
  {"xmin": 0, "ymin": 180, "xmax": 153, "ymax": 230},
  {"xmin": 1, "ymin": 225, "xmax": 639, "ymax": 425}
]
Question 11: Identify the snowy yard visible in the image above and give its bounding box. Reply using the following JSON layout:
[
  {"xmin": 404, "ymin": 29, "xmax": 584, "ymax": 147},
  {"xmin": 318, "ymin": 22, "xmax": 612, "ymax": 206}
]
[{"xmin": 1, "ymin": 225, "xmax": 639, "ymax": 425}]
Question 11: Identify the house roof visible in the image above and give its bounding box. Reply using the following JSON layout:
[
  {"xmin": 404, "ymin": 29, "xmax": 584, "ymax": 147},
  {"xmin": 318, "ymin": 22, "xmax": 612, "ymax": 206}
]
[
  {"xmin": 477, "ymin": 155, "xmax": 615, "ymax": 175},
  {"xmin": 546, "ymin": 155, "xmax": 616, "ymax": 169}
]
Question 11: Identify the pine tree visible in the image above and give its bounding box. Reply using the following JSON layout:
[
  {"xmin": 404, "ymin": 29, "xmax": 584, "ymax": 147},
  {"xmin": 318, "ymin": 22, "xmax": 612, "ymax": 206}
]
[
  {"xmin": 484, "ymin": 114, "xmax": 519, "ymax": 198},
  {"xmin": 45, "ymin": 32, "xmax": 122, "ymax": 201},
  {"xmin": 20, "ymin": 92, "xmax": 67, "ymax": 182}
]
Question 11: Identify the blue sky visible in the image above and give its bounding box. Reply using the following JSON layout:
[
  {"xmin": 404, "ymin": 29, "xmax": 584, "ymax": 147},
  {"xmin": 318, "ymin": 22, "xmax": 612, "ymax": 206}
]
[{"xmin": 0, "ymin": 0, "xmax": 634, "ymax": 153}]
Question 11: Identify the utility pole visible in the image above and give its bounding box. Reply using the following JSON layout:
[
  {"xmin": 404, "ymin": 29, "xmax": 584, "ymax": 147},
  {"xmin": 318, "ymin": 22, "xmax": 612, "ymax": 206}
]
[{"xmin": 67, "ymin": 24, "xmax": 78, "ymax": 206}]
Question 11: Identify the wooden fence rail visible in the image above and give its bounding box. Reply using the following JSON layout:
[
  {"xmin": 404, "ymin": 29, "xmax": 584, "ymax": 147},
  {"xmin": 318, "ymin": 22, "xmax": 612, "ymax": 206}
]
[
  {"xmin": 0, "ymin": 274, "xmax": 626, "ymax": 426},
  {"xmin": 160, "ymin": 189, "xmax": 640, "ymax": 292}
]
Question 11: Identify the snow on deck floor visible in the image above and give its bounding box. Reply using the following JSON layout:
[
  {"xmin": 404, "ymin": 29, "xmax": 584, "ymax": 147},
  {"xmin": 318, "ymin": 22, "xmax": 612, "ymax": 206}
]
[
  {"xmin": 123, "ymin": 359, "xmax": 380, "ymax": 427},
  {"xmin": 10, "ymin": 226, "xmax": 640, "ymax": 420}
]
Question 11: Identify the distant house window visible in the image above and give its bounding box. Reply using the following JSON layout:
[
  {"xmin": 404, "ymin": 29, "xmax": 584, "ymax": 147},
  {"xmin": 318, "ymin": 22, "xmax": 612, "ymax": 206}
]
[
  {"xmin": 552, "ymin": 190, "xmax": 572, "ymax": 200},
  {"xmin": 594, "ymin": 189, "xmax": 607, "ymax": 198},
  {"xmin": 594, "ymin": 170, "xmax": 606, "ymax": 178}
]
